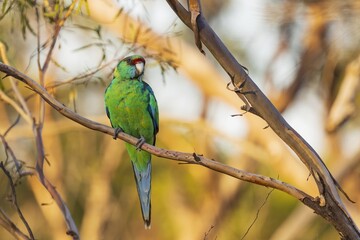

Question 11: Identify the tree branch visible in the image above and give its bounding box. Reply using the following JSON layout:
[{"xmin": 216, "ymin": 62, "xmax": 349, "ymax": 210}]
[
  {"xmin": 0, "ymin": 162, "xmax": 34, "ymax": 240},
  {"xmin": 28, "ymin": 3, "xmax": 82, "ymax": 239},
  {"xmin": 0, "ymin": 62, "xmax": 313, "ymax": 204},
  {"xmin": 165, "ymin": 0, "xmax": 359, "ymax": 239},
  {"xmin": 0, "ymin": 209, "xmax": 31, "ymax": 240}
]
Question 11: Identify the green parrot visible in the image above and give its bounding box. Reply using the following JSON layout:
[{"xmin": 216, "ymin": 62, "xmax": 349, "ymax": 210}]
[{"xmin": 104, "ymin": 55, "xmax": 159, "ymax": 229}]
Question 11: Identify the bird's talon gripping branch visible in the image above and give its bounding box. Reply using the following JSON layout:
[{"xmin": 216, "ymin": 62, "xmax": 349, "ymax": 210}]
[
  {"xmin": 136, "ymin": 136, "xmax": 146, "ymax": 150},
  {"xmin": 113, "ymin": 128, "xmax": 123, "ymax": 139}
]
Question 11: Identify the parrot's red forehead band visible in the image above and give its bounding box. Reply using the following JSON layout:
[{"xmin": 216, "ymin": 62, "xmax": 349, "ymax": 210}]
[{"xmin": 131, "ymin": 57, "xmax": 145, "ymax": 65}]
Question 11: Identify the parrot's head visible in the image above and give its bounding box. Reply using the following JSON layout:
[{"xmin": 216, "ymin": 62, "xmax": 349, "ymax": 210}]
[{"xmin": 114, "ymin": 55, "xmax": 146, "ymax": 80}]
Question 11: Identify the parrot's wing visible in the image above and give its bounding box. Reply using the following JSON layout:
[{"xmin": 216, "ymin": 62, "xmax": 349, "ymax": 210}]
[
  {"xmin": 105, "ymin": 105, "xmax": 115, "ymax": 128},
  {"xmin": 105, "ymin": 106, "xmax": 110, "ymax": 119},
  {"xmin": 144, "ymin": 82, "xmax": 159, "ymax": 138},
  {"xmin": 148, "ymin": 94, "xmax": 159, "ymax": 134},
  {"xmin": 104, "ymin": 82, "xmax": 115, "ymax": 128}
]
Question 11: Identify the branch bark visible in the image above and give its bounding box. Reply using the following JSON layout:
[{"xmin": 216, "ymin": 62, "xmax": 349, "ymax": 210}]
[
  {"xmin": 165, "ymin": 0, "xmax": 359, "ymax": 239},
  {"xmin": 0, "ymin": 62, "xmax": 312, "ymax": 208}
]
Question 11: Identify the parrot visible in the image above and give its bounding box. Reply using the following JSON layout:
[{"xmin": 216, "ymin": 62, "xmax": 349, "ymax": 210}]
[{"xmin": 104, "ymin": 55, "xmax": 159, "ymax": 229}]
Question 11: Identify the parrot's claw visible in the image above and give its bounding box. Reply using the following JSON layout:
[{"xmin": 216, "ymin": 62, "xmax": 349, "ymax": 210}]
[
  {"xmin": 136, "ymin": 136, "xmax": 146, "ymax": 150},
  {"xmin": 113, "ymin": 128, "xmax": 123, "ymax": 139}
]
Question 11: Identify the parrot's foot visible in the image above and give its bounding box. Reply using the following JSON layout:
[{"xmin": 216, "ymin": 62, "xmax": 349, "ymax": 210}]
[
  {"xmin": 113, "ymin": 128, "xmax": 123, "ymax": 139},
  {"xmin": 136, "ymin": 136, "xmax": 146, "ymax": 150}
]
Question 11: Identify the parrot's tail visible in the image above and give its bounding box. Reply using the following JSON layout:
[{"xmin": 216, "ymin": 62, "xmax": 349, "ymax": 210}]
[{"xmin": 132, "ymin": 161, "xmax": 151, "ymax": 229}]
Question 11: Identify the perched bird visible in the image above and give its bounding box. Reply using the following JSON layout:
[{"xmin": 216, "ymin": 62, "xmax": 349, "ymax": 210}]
[{"xmin": 104, "ymin": 55, "xmax": 159, "ymax": 229}]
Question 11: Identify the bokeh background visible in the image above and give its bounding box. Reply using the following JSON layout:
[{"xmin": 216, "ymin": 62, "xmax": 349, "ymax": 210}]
[{"xmin": 0, "ymin": 0, "xmax": 359, "ymax": 239}]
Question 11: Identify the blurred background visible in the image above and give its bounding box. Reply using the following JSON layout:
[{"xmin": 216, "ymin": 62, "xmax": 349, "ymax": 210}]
[{"xmin": 0, "ymin": 0, "xmax": 359, "ymax": 239}]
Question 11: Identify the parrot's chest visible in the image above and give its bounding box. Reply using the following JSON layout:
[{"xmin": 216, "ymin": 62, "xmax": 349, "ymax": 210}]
[
  {"xmin": 106, "ymin": 80, "xmax": 151, "ymax": 133},
  {"xmin": 118, "ymin": 82, "xmax": 148, "ymax": 112}
]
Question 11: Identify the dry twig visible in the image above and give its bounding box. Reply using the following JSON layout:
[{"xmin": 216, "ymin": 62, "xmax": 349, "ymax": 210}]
[{"xmin": 0, "ymin": 162, "xmax": 34, "ymax": 240}]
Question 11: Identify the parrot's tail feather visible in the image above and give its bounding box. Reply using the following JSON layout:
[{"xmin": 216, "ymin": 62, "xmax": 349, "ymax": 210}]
[{"xmin": 132, "ymin": 161, "xmax": 151, "ymax": 229}]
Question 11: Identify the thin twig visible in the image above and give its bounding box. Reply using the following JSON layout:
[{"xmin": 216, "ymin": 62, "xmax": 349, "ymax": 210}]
[
  {"xmin": 41, "ymin": 0, "xmax": 79, "ymax": 76},
  {"xmin": 0, "ymin": 133, "xmax": 24, "ymax": 177},
  {"xmin": 0, "ymin": 162, "xmax": 34, "ymax": 240},
  {"xmin": 3, "ymin": 115, "xmax": 21, "ymax": 137},
  {"xmin": 45, "ymin": 57, "xmax": 120, "ymax": 89},
  {"xmin": 20, "ymin": 3, "xmax": 81, "ymax": 238},
  {"xmin": 38, "ymin": 0, "xmax": 79, "ymax": 125},
  {"xmin": 0, "ymin": 42, "xmax": 32, "ymax": 118},
  {"xmin": 240, "ymin": 189, "xmax": 274, "ymax": 240},
  {"xmin": 0, "ymin": 209, "xmax": 31, "ymax": 240},
  {"xmin": 35, "ymin": 7, "xmax": 41, "ymax": 75},
  {"xmin": 0, "ymin": 89, "xmax": 32, "ymax": 125},
  {"xmin": 32, "ymin": 125, "xmax": 80, "ymax": 239},
  {"xmin": 1, "ymin": 115, "xmax": 25, "ymax": 174},
  {"xmin": 203, "ymin": 225, "xmax": 215, "ymax": 240}
]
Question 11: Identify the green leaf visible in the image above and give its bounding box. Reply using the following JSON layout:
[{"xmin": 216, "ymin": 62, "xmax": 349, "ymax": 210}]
[
  {"xmin": 73, "ymin": 42, "xmax": 106, "ymax": 52},
  {"xmin": 112, "ymin": 7, "xmax": 124, "ymax": 21},
  {"xmin": 0, "ymin": 0, "xmax": 14, "ymax": 21},
  {"xmin": 2, "ymin": 0, "xmax": 8, "ymax": 13},
  {"xmin": 51, "ymin": 58, "xmax": 68, "ymax": 72}
]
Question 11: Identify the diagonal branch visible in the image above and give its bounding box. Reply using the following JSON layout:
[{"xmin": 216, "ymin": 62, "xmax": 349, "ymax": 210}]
[
  {"xmin": 0, "ymin": 62, "xmax": 314, "ymax": 205},
  {"xmin": 165, "ymin": 0, "xmax": 359, "ymax": 239}
]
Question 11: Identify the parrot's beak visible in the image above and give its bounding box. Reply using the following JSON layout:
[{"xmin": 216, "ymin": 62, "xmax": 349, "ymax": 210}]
[{"xmin": 135, "ymin": 62, "xmax": 145, "ymax": 76}]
